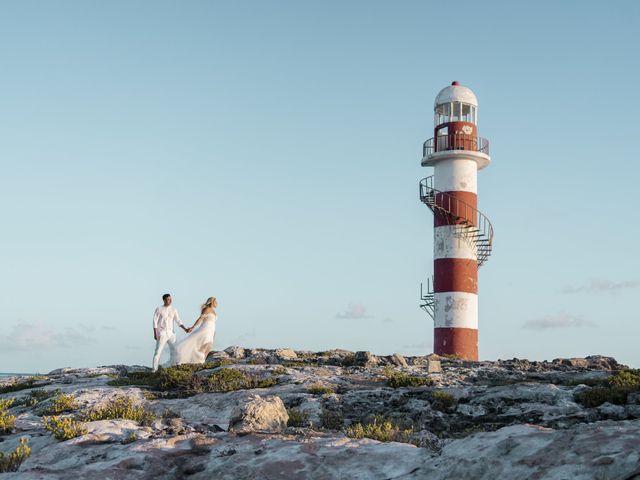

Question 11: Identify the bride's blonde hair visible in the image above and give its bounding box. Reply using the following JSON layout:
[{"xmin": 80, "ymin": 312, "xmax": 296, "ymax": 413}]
[{"xmin": 201, "ymin": 297, "xmax": 217, "ymax": 312}]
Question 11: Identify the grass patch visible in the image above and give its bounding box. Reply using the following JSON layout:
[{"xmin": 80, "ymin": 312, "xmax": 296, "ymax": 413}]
[
  {"xmin": 287, "ymin": 408, "xmax": 310, "ymax": 427},
  {"xmin": 0, "ymin": 399, "xmax": 16, "ymax": 434},
  {"xmin": 43, "ymin": 415, "xmax": 88, "ymax": 441},
  {"xmin": 0, "ymin": 437, "xmax": 30, "ymax": 472},
  {"xmin": 574, "ymin": 369, "xmax": 640, "ymax": 407},
  {"xmin": 79, "ymin": 396, "xmax": 156, "ymax": 424},
  {"xmin": 431, "ymin": 391, "xmax": 456, "ymax": 412},
  {"xmin": 382, "ymin": 367, "xmax": 434, "ymax": 389},
  {"xmin": 42, "ymin": 393, "xmax": 78, "ymax": 415},
  {"xmin": 24, "ymin": 388, "xmax": 53, "ymax": 407},
  {"xmin": 345, "ymin": 416, "xmax": 414, "ymax": 444},
  {"xmin": 307, "ymin": 383, "xmax": 335, "ymax": 395}
]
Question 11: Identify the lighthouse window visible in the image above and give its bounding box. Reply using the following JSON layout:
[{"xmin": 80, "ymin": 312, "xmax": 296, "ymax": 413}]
[
  {"xmin": 461, "ymin": 104, "xmax": 472, "ymax": 122},
  {"xmin": 435, "ymin": 102, "xmax": 452, "ymax": 125},
  {"xmin": 451, "ymin": 102, "xmax": 461, "ymax": 121}
]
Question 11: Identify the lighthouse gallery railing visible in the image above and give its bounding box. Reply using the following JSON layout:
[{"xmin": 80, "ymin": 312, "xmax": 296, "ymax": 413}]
[{"xmin": 423, "ymin": 134, "xmax": 490, "ymax": 157}]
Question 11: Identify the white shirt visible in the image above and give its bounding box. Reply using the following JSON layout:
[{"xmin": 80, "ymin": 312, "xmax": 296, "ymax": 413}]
[{"xmin": 153, "ymin": 305, "xmax": 184, "ymax": 335}]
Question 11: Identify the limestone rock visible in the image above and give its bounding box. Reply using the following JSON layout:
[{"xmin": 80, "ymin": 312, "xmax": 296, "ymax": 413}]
[
  {"xmin": 389, "ymin": 353, "xmax": 408, "ymax": 367},
  {"xmin": 427, "ymin": 359, "xmax": 442, "ymax": 373},
  {"xmin": 228, "ymin": 395, "xmax": 289, "ymax": 433},
  {"xmin": 224, "ymin": 346, "xmax": 245, "ymax": 359},
  {"xmin": 353, "ymin": 351, "xmax": 378, "ymax": 367},
  {"xmin": 274, "ymin": 348, "xmax": 298, "ymax": 361}
]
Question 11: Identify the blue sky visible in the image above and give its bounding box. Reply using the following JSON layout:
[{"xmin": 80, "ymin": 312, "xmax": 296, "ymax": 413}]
[{"xmin": 1, "ymin": 1, "xmax": 639, "ymax": 372}]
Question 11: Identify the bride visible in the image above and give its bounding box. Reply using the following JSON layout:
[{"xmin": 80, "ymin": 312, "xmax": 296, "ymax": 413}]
[{"xmin": 168, "ymin": 297, "xmax": 218, "ymax": 366}]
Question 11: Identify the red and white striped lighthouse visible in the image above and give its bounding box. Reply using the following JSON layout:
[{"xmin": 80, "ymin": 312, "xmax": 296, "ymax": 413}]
[{"xmin": 419, "ymin": 81, "xmax": 493, "ymax": 361}]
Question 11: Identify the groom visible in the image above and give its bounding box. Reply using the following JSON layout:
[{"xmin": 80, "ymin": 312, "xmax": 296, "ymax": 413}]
[{"xmin": 152, "ymin": 293, "xmax": 189, "ymax": 371}]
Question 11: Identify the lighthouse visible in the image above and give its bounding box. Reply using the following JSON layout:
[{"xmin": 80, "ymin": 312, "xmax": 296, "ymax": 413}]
[{"xmin": 419, "ymin": 81, "xmax": 493, "ymax": 361}]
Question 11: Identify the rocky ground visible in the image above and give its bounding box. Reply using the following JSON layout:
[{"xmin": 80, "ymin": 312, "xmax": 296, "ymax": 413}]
[{"xmin": 1, "ymin": 348, "xmax": 639, "ymax": 479}]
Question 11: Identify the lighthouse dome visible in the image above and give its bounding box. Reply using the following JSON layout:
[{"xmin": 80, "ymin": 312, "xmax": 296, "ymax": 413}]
[{"xmin": 434, "ymin": 81, "xmax": 478, "ymax": 109}]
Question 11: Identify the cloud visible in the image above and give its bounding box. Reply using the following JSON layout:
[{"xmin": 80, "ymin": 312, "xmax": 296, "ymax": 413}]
[
  {"xmin": 560, "ymin": 279, "xmax": 640, "ymax": 294},
  {"xmin": 0, "ymin": 320, "xmax": 97, "ymax": 352},
  {"xmin": 522, "ymin": 312, "xmax": 596, "ymax": 330},
  {"xmin": 336, "ymin": 303, "xmax": 371, "ymax": 320}
]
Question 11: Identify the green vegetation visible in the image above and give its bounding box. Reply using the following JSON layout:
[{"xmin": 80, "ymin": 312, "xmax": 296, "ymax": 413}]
[
  {"xmin": 307, "ymin": 383, "xmax": 335, "ymax": 395},
  {"xmin": 0, "ymin": 399, "xmax": 16, "ymax": 434},
  {"xmin": 24, "ymin": 388, "xmax": 53, "ymax": 407},
  {"xmin": 287, "ymin": 408, "xmax": 310, "ymax": 427},
  {"xmin": 121, "ymin": 432, "xmax": 138, "ymax": 444},
  {"xmin": 109, "ymin": 363, "xmax": 277, "ymax": 397},
  {"xmin": 574, "ymin": 369, "xmax": 640, "ymax": 408},
  {"xmin": 0, "ymin": 379, "xmax": 42, "ymax": 395},
  {"xmin": 270, "ymin": 366, "xmax": 288, "ymax": 376},
  {"xmin": 341, "ymin": 354, "xmax": 356, "ymax": 367},
  {"xmin": 43, "ymin": 393, "xmax": 78, "ymax": 415},
  {"xmin": 319, "ymin": 410, "xmax": 343, "ymax": 430},
  {"xmin": 43, "ymin": 416, "xmax": 88, "ymax": 441},
  {"xmin": 345, "ymin": 416, "xmax": 414, "ymax": 444},
  {"xmin": 0, "ymin": 437, "xmax": 30, "ymax": 472},
  {"xmin": 382, "ymin": 367, "xmax": 434, "ymax": 389},
  {"xmin": 431, "ymin": 391, "xmax": 456, "ymax": 412},
  {"xmin": 79, "ymin": 396, "xmax": 156, "ymax": 424}
]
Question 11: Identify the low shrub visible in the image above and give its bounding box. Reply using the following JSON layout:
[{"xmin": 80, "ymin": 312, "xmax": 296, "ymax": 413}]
[
  {"xmin": 0, "ymin": 398, "xmax": 16, "ymax": 433},
  {"xmin": 319, "ymin": 410, "xmax": 343, "ymax": 430},
  {"xmin": 431, "ymin": 391, "xmax": 456, "ymax": 412},
  {"xmin": 345, "ymin": 416, "xmax": 413, "ymax": 444},
  {"xmin": 121, "ymin": 432, "xmax": 138, "ymax": 444},
  {"xmin": 0, "ymin": 399, "xmax": 16, "ymax": 434},
  {"xmin": 271, "ymin": 366, "xmax": 288, "ymax": 376},
  {"xmin": 382, "ymin": 367, "xmax": 433, "ymax": 389},
  {"xmin": 25, "ymin": 388, "xmax": 53, "ymax": 407},
  {"xmin": 287, "ymin": 408, "xmax": 310, "ymax": 427},
  {"xmin": 43, "ymin": 416, "xmax": 88, "ymax": 441},
  {"xmin": 0, "ymin": 437, "xmax": 30, "ymax": 472},
  {"xmin": 341, "ymin": 354, "xmax": 356, "ymax": 367},
  {"xmin": 609, "ymin": 370, "xmax": 640, "ymax": 390},
  {"xmin": 108, "ymin": 361, "xmax": 232, "ymax": 393},
  {"xmin": 43, "ymin": 393, "xmax": 78, "ymax": 415},
  {"xmin": 0, "ymin": 379, "xmax": 40, "ymax": 395},
  {"xmin": 574, "ymin": 369, "xmax": 640, "ymax": 407},
  {"xmin": 307, "ymin": 383, "xmax": 335, "ymax": 395},
  {"xmin": 206, "ymin": 368, "xmax": 276, "ymax": 392},
  {"xmin": 80, "ymin": 397, "xmax": 156, "ymax": 424}
]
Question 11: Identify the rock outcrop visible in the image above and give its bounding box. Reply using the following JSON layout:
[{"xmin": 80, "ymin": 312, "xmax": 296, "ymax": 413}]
[{"xmin": 0, "ymin": 349, "xmax": 638, "ymax": 479}]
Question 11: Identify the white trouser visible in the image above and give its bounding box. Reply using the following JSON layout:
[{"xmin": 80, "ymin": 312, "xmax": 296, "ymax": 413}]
[{"xmin": 152, "ymin": 330, "xmax": 177, "ymax": 371}]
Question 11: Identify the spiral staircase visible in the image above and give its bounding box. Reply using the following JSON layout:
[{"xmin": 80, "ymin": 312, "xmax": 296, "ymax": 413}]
[{"xmin": 419, "ymin": 175, "xmax": 494, "ymax": 319}]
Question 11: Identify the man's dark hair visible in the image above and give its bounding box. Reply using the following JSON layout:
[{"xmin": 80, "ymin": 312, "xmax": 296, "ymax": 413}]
[{"xmin": 162, "ymin": 293, "xmax": 171, "ymax": 301}]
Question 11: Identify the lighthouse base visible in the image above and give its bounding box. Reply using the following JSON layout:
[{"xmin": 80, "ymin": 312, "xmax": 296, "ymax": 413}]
[{"xmin": 434, "ymin": 327, "xmax": 478, "ymax": 360}]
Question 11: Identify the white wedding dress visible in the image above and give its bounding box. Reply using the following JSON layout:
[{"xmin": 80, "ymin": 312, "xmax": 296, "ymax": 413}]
[{"xmin": 168, "ymin": 313, "xmax": 217, "ymax": 366}]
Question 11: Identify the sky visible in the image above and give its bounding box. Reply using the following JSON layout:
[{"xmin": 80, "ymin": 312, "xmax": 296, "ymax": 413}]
[{"xmin": 1, "ymin": 0, "xmax": 639, "ymax": 373}]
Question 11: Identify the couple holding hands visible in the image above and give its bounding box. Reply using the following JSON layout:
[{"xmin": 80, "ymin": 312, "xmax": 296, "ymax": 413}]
[{"xmin": 152, "ymin": 293, "xmax": 218, "ymax": 371}]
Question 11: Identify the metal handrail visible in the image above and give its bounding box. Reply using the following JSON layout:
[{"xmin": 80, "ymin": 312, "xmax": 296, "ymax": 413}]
[
  {"xmin": 418, "ymin": 176, "xmax": 494, "ymax": 267},
  {"xmin": 423, "ymin": 134, "xmax": 490, "ymax": 157}
]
